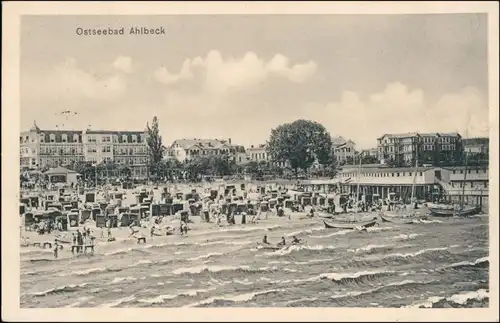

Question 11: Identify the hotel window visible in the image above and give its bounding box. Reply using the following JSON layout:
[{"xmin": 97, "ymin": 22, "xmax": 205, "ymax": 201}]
[
  {"xmin": 49, "ymin": 134, "xmax": 55, "ymax": 143},
  {"xmin": 62, "ymin": 134, "xmax": 67, "ymax": 142},
  {"xmin": 419, "ymin": 172, "xmax": 423, "ymax": 176},
  {"xmin": 73, "ymin": 134, "xmax": 79, "ymax": 142}
]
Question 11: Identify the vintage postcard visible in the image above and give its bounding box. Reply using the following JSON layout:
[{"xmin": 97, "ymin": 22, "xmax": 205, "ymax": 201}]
[{"xmin": 2, "ymin": 1, "xmax": 499, "ymax": 322}]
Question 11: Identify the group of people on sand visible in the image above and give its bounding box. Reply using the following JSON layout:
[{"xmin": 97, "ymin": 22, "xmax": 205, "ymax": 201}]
[{"xmin": 70, "ymin": 227, "xmax": 96, "ymax": 255}]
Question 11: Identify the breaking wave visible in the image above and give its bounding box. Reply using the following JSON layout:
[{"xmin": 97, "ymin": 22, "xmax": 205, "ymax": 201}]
[
  {"xmin": 58, "ymin": 267, "xmax": 123, "ymax": 277},
  {"xmin": 391, "ymin": 233, "xmax": 423, "ymax": 241},
  {"xmin": 290, "ymin": 268, "xmax": 397, "ymax": 286},
  {"xmin": 404, "ymin": 289, "xmax": 489, "ymax": 308},
  {"xmin": 172, "ymin": 265, "xmax": 278, "ymax": 276},
  {"xmin": 138, "ymin": 287, "xmax": 216, "ymax": 304},
  {"xmin": 187, "ymin": 252, "xmax": 225, "ymax": 261},
  {"xmin": 438, "ymin": 256, "xmax": 489, "ymax": 271},
  {"xmin": 26, "ymin": 283, "xmax": 90, "ymax": 297},
  {"xmin": 98, "ymin": 295, "xmax": 137, "ymax": 308},
  {"xmin": 330, "ymin": 279, "xmax": 437, "ymax": 300},
  {"xmin": 185, "ymin": 289, "xmax": 285, "ymax": 307},
  {"xmin": 263, "ymin": 244, "xmax": 339, "ymax": 257}
]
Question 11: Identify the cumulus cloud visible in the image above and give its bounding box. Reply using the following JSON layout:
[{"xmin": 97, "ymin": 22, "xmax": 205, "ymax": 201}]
[
  {"xmin": 304, "ymin": 83, "xmax": 489, "ymax": 149},
  {"xmin": 112, "ymin": 56, "xmax": 133, "ymax": 74},
  {"xmin": 153, "ymin": 50, "xmax": 317, "ymax": 92},
  {"xmin": 24, "ymin": 57, "xmax": 127, "ymax": 102},
  {"xmin": 154, "ymin": 59, "xmax": 193, "ymax": 85}
]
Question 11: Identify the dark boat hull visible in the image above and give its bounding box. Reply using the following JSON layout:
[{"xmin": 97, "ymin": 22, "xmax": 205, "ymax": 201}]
[
  {"xmin": 323, "ymin": 219, "xmax": 378, "ymax": 229},
  {"xmin": 429, "ymin": 205, "xmax": 481, "ymax": 217},
  {"xmin": 380, "ymin": 214, "xmax": 415, "ymax": 224}
]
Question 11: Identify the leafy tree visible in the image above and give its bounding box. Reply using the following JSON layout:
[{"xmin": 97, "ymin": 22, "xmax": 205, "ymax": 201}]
[
  {"xmin": 210, "ymin": 155, "xmax": 232, "ymax": 176},
  {"xmin": 266, "ymin": 119, "xmax": 333, "ymax": 178},
  {"xmin": 146, "ymin": 116, "xmax": 166, "ymax": 181},
  {"xmin": 245, "ymin": 161, "xmax": 260, "ymax": 176},
  {"xmin": 361, "ymin": 154, "xmax": 378, "ymax": 165},
  {"xmin": 72, "ymin": 161, "xmax": 96, "ymax": 181},
  {"xmin": 118, "ymin": 164, "xmax": 132, "ymax": 180},
  {"xmin": 183, "ymin": 157, "xmax": 210, "ymax": 181}
]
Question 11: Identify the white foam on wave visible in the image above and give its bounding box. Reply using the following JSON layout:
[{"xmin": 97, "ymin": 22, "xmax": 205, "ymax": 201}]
[
  {"xmin": 111, "ymin": 276, "xmax": 137, "ymax": 284},
  {"xmin": 438, "ymin": 256, "xmax": 489, "ymax": 270},
  {"xmin": 233, "ymin": 279, "xmax": 255, "ymax": 286},
  {"xmin": 268, "ymin": 260, "xmax": 291, "ymax": 265},
  {"xmin": 58, "ymin": 267, "xmax": 119, "ymax": 277},
  {"xmin": 27, "ymin": 283, "xmax": 90, "ymax": 297},
  {"xmin": 104, "ymin": 246, "xmax": 148, "ymax": 256},
  {"xmin": 384, "ymin": 246, "xmax": 453, "ymax": 259},
  {"xmin": 187, "ymin": 252, "xmax": 224, "ymax": 261},
  {"xmin": 367, "ymin": 226, "xmax": 393, "ymax": 232},
  {"xmin": 264, "ymin": 244, "xmax": 338, "ymax": 257},
  {"xmin": 138, "ymin": 287, "xmax": 216, "ymax": 304},
  {"xmin": 63, "ymin": 296, "xmax": 93, "ymax": 308},
  {"xmin": 208, "ymin": 278, "xmax": 233, "ymax": 286},
  {"xmin": 209, "ymin": 225, "xmax": 282, "ymax": 235},
  {"xmin": 283, "ymin": 297, "xmax": 318, "ymax": 305},
  {"xmin": 98, "ymin": 295, "xmax": 136, "ymax": 308},
  {"xmin": 294, "ymin": 268, "xmax": 395, "ymax": 284},
  {"xmin": 331, "ymin": 279, "xmax": 435, "ymax": 300},
  {"xmin": 294, "ymin": 258, "xmax": 334, "ymax": 265},
  {"xmin": 172, "ymin": 264, "xmax": 276, "ymax": 275},
  {"xmin": 184, "ymin": 289, "xmax": 285, "ymax": 307},
  {"xmin": 355, "ymin": 244, "xmax": 390, "ymax": 253},
  {"xmin": 417, "ymin": 219, "xmax": 443, "ymax": 224},
  {"xmin": 311, "ymin": 229, "xmax": 353, "ymax": 239},
  {"xmin": 404, "ymin": 289, "xmax": 489, "ymax": 308},
  {"xmin": 391, "ymin": 233, "xmax": 423, "ymax": 241},
  {"xmin": 285, "ymin": 226, "xmax": 325, "ymax": 237}
]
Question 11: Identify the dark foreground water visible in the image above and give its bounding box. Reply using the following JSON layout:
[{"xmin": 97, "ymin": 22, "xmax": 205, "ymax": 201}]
[{"xmin": 20, "ymin": 215, "xmax": 489, "ymax": 308}]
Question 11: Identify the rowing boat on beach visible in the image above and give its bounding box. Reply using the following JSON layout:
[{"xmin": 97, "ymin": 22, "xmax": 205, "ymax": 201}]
[
  {"xmin": 380, "ymin": 214, "xmax": 416, "ymax": 224},
  {"xmin": 322, "ymin": 218, "xmax": 378, "ymax": 229},
  {"xmin": 429, "ymin": 205, "xmax": 481, "ymax": 217}
]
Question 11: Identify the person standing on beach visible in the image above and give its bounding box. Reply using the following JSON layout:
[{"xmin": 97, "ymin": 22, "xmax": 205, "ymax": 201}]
[
  {"xmin": 77, "ymin": 230, "xmax": 83, "ymax": 253},
  {"xmin": 53, "ymin": 240, "xmax": 59, "ymax": 259},
  {"xmin": 72, "ymin": 233, "xmax": 77, "ymax": 255}
]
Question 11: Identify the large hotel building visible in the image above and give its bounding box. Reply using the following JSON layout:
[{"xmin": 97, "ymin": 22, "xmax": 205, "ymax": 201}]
[
  {"xmin": 377, "ymin": 132, "xmax": 463, "ymax": 166},
  {"xmin": 20, "ymin": 123, "xmax": 150, "ymax": 177}
]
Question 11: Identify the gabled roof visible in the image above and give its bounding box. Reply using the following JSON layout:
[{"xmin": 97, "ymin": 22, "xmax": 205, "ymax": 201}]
[
  {"xmin": 172, "ymin": 138, "xmax": 231, "ymax": 150},
  {"xmin": 377, "ymin": 132, "xmax": 420, "ymax": 140},
  {"xmin": 44, "ymin": 166, "xmax": 78, "ymax": 175},
  {"xmin": 331, "ymin": 136, "xmax": 347, "ymax": 146}
]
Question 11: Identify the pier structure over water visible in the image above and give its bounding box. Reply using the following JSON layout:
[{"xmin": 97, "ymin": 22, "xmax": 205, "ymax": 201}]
[{"xmin": 337, "ymin": 164, "xmax": 489, "ymax": 206}]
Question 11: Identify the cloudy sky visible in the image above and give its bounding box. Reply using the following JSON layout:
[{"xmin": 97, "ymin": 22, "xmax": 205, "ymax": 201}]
[{"xmin": 21, "ymin": 14, "xmax": 489, "ymax": 149}]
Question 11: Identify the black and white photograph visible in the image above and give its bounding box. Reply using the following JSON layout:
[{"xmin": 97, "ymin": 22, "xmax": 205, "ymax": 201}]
[{"xmin": 2, "ymin": 1, "xmax": 498, "ymax": 321}]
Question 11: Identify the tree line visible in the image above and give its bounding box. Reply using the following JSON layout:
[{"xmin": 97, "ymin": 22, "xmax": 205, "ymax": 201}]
[{"xmin": 40, "ymin": 116, "xmax": 487, "ymax": 183}]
